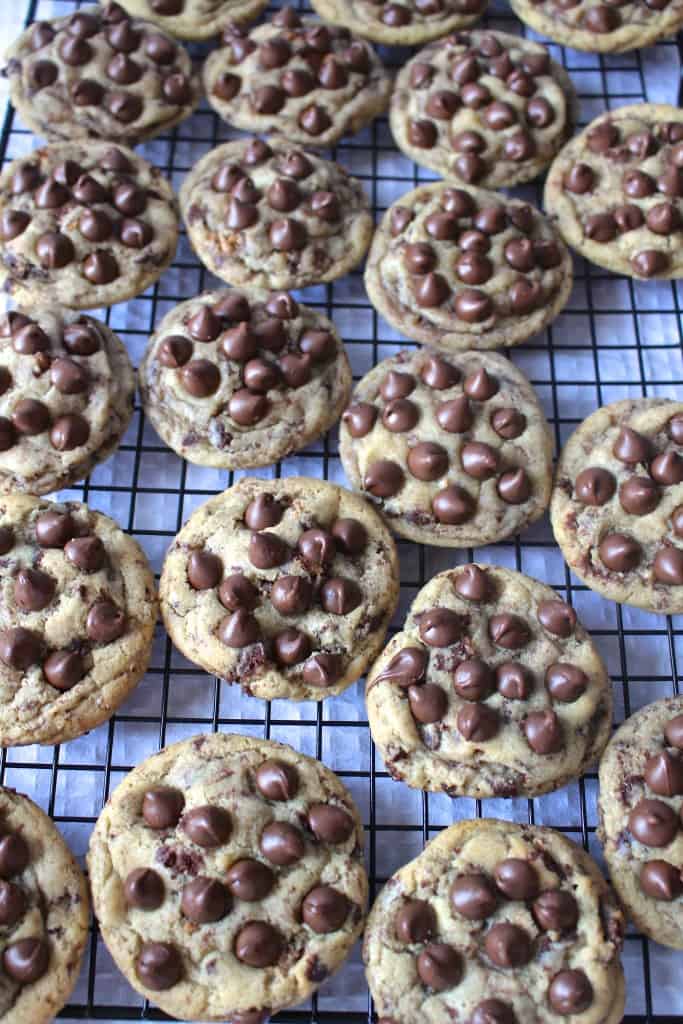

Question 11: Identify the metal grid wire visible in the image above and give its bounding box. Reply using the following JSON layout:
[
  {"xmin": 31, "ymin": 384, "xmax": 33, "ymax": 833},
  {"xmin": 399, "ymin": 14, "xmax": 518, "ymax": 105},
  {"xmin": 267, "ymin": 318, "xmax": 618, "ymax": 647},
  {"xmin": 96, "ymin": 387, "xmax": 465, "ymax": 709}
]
[{"xmin": 2, "ymin": 0, "xmax": 683, "ymax": 1020}]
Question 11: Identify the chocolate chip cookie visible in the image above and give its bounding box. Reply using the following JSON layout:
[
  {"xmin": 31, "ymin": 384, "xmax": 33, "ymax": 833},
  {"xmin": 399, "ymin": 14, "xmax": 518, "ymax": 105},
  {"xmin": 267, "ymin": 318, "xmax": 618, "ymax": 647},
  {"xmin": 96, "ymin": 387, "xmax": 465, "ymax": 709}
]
[
  {"xmin": 339, "ymin": 349, "xmax": 552, "ymax": 547},
  {"xmin": 364, "ymin": 817, "xmax": 625, "ymax": 1024},
  {"xmin": 544, "ymin": 104, "xmax": 683, "ymax": 279},
  {"xmin": 366, "ymin": 182, "xmax": 572, "ymax": 351},
  {"xmin": 203, "ymin": 10, "xmax": 391, "ymax": 148},
  {"xmin": 4, "ymin": 3, "xmax": 200, "ymax": 145},
  {"xmin": 310, "ymin": 0, "xmax": 487, "ymax": 46},
  {"xmin": 159, "ymin": 477, "xmax": 399, "ymax": 701},
  {"xmin": 511, "ymin": 0, "xmax": 683, "ymax": 53},
  {"xmin": 0, "ymin": 307, "xmax": 135, "ymax": 495},
  {"xmin": 0, "ymin": 786, "xmax": 89, "ymax": 1023},
  {"xmin": 139, "ymin": 288, "xmax": 352, "ymax": 469},
  {"xmin": 0, "ymin": 141, "xmax": 179, "ymax": 309},
  {"xmin": 180, "ymin": 137, "xmax": 373, "ymax": 292},
  {"xmin": 366, "ymin": 563, "xmax": 612, "ymax": 797},
  {"xmin": 114, "ymin": 0, "xmax": 269, "ymax": 39},
  {"xmin": 599, "ymin": 696, "xmax": 683, "ymax": 950},
  {"xmin": 88, "ymin": 731, "xmax": 368, "ymax": 1021},
  {"xmin": 0, "ymin": 494, "xmax": 158, "ymax": 747},
  {"xmin": 551, "ymin": 398, "xmax": 683, "ymax": 614},
  {"xmin": 391, "ymin": 31, "xmax": 577, "ymax": 189}
]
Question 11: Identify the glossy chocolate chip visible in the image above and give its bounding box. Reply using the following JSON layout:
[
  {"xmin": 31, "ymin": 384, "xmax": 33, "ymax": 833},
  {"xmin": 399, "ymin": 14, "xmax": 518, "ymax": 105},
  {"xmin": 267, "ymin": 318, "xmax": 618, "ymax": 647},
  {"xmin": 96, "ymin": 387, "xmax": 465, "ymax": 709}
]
[
  {"xmin": 463, "ymin": 368, "xmax": 497, "ymax": 400},
  {"xmin": 548, "ymin": 970, "xmax": 593, "ymax": 1014},
  {"xmin": 141, "ymin": 786, "xmax": 185, "ymax": 829},
  {"xmin": 14, "ymin": 567, "xmax": 55, "ymax": 612},
  {"xmin": 644, "ymin": 750, "xmax": 683, "ymax": 796},
  {"xmin": 599, "ymin": 533, "xmax": 641, "ymax": 572},
  {"xmin": 87, "ymin": 600, "xmax": 125, "ymax": 643},
  {"xmin": 629, "ymin": 798, "xmax": 678, "ymax": 846},
  {"xmin": 330, "ymin": 518, "xmax": 366, "ymax": 555},
  {"xmin": 364, "ymin": 459, "xmax": 404, "ymax": 497},
  {"xmin": 496, "ymin": 662, "xmax": 531, "ymax": 700},
  {"xmin": 470, "ymin": 1000, "xmax": 516, "ymax": 1024},
  {"xmin": 183, "ymin": 805, "xmax": 231, "ymax": 848},
  {"xmin": 187, "ymin": 549, "xmax": 222, "ymax": 591},
  {"xmin": 655, "ymin": 546, "xmax": 683, "ymax": 586},
  {"xmin": 524, "ymin": 709, "xmax": 563, "ymax": 754},
  {"xmin": 574, "ymin": 467, "xmax": 616, "ymax": 505},
  {"xmin": 432, "ymin": 483, "xmax": 475, "ymax": 524},
  {"xmin": 457, "ymin": 702, "xmax": 499, "ymax": 741},
  {"xmin": 343, "ymin": 402, "xmax": 377, "ymax": 439},
  {"xmin": 485, "ymin": 922, "xmax": 532, "ymax": 967},
  {"xmin": 454, "ymin": 565, "xmax": 490, "ymax": 602},
  {"xmin": 619, "ymin": 476, "xmax": 660, "ymax": 515},
  {"xmin": 0, "ymin": 881, "xmax": 26, "ymax": 927},
  {"xmin": 378, "ymin": 647, "xmax": 428, "ymax": 689},
  {"xmin": 43, "ymin": 650, "xmax": 86, "ymax": 691},
  {"xmin": 270, "ymin": 575, "xmax": 312, "ymax": 616},
  {"xmin": 461, "ymin": 441, "xmax": 498, "ymax": 480},
  {"xmin": 243, "ymin": 495, "xmax": 282, "ymax": 534},
  {"xmin": 421, "ymin": 354, "xmax": 459, "ymax": 389},
  {"xmin": 407, "ymin": 442, "xmax": 449, "ymax": 481},
  {"xmin": 0, "ymin": 210, "xmax": 30, "ymax": 241},
  {"xmin": 408, "ymin": 683, "xmax": 447, "ymax": 723},
  {"xmin": 218, "ymin": 609, "xmax": 260, "ymax": 647},
  {"xmin": 36, "ymin": 231, "xmax": 75, "ymax": 269},
  {"xmin": 273, "ymin": 628, "xmax": 310, "ymax": 665},
  {"xmin": 0, "ymin": 834, "xmax": 29, "ymax": 878},
  {"xmin": 218, "ymin": 575, "xmax": 258, "ymax": 613},
  {"xmin": 632, "ymin": 250, "xmax": 669, "ymax": 277},
  {"xmin": 308, "ymin": 802, "xmax": 353, "ymax": 843},
  {"xmin": 545, "ymin": 663, "xmax": 588, "ymax": 703},
  {"xmin": 0, "ymin": 627, "xmax": 41, "ymax": 670},
  {"xmin": 256, "ymin": 760, "xmax": 298, "ymax": 802},
  {"xmin": 3, "ymin": 938, "xmax": 49, "ymax": 984},
  {"xmin": 454, "ymin": 289, "xmax": 493, "ymax": 323},
  {"xmin": 320, "ymin": 577, "xmax": 362, "ymax": 616},
  {"xmin": 415, "ymin": 273, "xmax": 450, "ymax": 308},
  {"xmin": 226, "ymin": 858, "xmax": 274, "ymax": 901},
  {"xmin": 302, "ymin": 885, "xmax": 350, "ymax": 934},
  {"xmin": 416, "ymin": 943, "xmax": 462, "ymax": 991},
  {"xmin": 136, "ymin": 942, "xmax": 182, "ymax": 990},
  {"xmin": 532, "ymin": 888, "xmax": 579, "ymax": 932},
  {"xmin": 640, "ymin": 860, "xmax": 682, "ymax": 900},
  {"xmin": 298, "ymin": 529, "xmax": 336, "ymax": 571},
  {"xmin": 564, "ymin": 163, "xmax": 594, "ymax": 194},
  {"xmin": 494, "ymin": 859, "xmax": 539, "ymax": 901},
  {"xmin": 0, "ymin": 527, "xmax": 13, "ymax": 555},
  {"xmin": 181, "ymin": 877, "xmax": 231, "ymax": 923},
  {"xmin": 665, "ymin": 714, "xmax": 683, "ymax": 749},
  {"xmin": 302, "ymin": 652, "xmax": 343, "ymax": 688},
  {"xmin": 450, "ymin": 874, "xmax": 497, "ymax": 920},
  {"xmin": 453, "ymin": 659, "xmax": 494, "ymax": 701},
  {"xmin": 125, "ymin": 867, "xmax": 164, "ymax": 910},
  {"xmin": 395, "ymin": 898, "xmax": 436, "ymax": 943},
  {"xmin": 419, "ymin": 608, "xmax": 462, "ymax": 647},
  {"xmin": 64, "ymin": 536, "xmax": 105, "ymax": 572},
  {"xmin": 260, "ymin": 821, "xmax": 304, "ymax": 865},
  {"xmin": 622, "ymin": 170, "xmax": 655, "ymax": 199},
  {"xmin": 234, "ymin": 922, "xmax": 283, "ymax": 968},
  {"xmin": 651, "ymin": 451, "xmax": 683, "ymax": 485},
  {"xmin": 249, "ymin": 532, "xmax": 289, "ymax": 570},
  {"xmin": 488, "ymin": 614, "xmax": 529, "ymax": 649}
]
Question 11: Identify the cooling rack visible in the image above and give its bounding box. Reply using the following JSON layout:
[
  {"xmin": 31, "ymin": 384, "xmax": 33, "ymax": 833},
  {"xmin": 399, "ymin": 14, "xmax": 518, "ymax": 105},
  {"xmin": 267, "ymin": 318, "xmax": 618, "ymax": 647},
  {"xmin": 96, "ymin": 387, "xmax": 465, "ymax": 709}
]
[{"xmin": 2, "ymin": 0, "xmax": 683, "ymax": 1020}]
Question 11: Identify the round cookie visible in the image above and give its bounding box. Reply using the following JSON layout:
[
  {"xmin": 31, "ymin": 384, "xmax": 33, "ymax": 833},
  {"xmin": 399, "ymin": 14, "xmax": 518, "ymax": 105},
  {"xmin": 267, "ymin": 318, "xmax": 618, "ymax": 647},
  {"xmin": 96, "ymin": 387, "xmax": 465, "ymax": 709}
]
[
  {"xmin": 203, "ymin": 10, "xmax": 392, "ymax": 149},
  {"xmin": 339, "ymin": 349, "xmax": 553, "ymax": 548},
  {"xmin": 3, "ymin": 3, "xmax": 200, "ymax": 145},
  {"xmin": 366, "ymin": 563, "xmax": 612, "ymax": 797},
  {"xmin": 0, "ymin": 494, "xmax": 158, "ymax": 747},
  {"xmin": 309, "ymin": 0, "xmax": 487, "ymax": 46},
  {"xmin": 365, "ymin": 181, "xmax": 572, "ymax": 351},
  {"xmin": 391, "ymin": 30, "xmax": 577, "ymax": 190},
  {"xmin": 551, "ymin": 398, "xmax": 683, "ymax": 614},
  {"xmin": 511, "ymin": 0, "xmax": 683, "ymax": 54},
  {"xmin": 544, "ymin": 104, "xmax": 683, "ymax": 279},
  {"xmin": 0, "ymin": 141, "xmax": 178, "ymax": 310},
  {"xmin": 159, "ymin": 477, "xmax": 399, "ymax": 701},
  {"xmin": 139, "ymin": 288, "xmax": 352, "ymax": 469},
  {"xmin": 0, "ymin": 307, "xmax": 135, "ymax": 495},
  {"xmin": 113, "ymin": 0, "xmax": 269, "ymax": 39},
  {"xmin": 599, "ymin": 696, "xmax": 683, "ymax": 950},
  {"xmin": 363, "ymin": 818, "xmax": 626, "ymax": 1024},
  {"xmin": 88, "ymin": 732, "xmax": 368, "ymax": 1021},
  {"xmin": 0, "ymin": 786, "xmax": 90, "ymax": 1024},
  {"xmin": 179, "ymin": 136, "xmax": 373, "ymax": 292}
]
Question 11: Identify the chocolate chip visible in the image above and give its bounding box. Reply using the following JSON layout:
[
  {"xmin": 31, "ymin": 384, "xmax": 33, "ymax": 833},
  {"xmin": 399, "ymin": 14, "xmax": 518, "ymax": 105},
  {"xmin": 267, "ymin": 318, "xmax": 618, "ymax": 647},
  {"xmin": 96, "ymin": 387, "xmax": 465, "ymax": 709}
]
[
  {"xmin": 0, "ymin": 881, "xmax": 26, "ymax": 927},
  {"xmin": 63, "ymin": 322, "xmax": 100, "ymax": 355},
  {"xmin": 320, "ymin": 577, "xmax": 362, "ymax": 616},
  {"xmin": 485, "ymin": 922, "xmax": 532, "ymax": 967},
  {"xmin": 574, "ymin": 467, "xmax": 616, "ymax": 506},
  {"xmin": 225, "ymin": 859, "xmax": 274, "ymax": 902},
  {"xmin": 416, "ymin": 943, "xmax": 462, "ymax": 991},
  {"xmin": 136, "ymin": 942, "xmax": 182, "ymax": 991},
  {"xmin": 457, "ymin": 702, "xmax": 499, "ymax": 741},
  {"xmin": 470, "ymin": 1000, "xmax": 516, "ymax": 1024},
  {"xmin": 364, "ymin": 459, "xmax": 405, "ymax": 498},
  {"xmin": 418, "ymin": 608, "xmax": 463, "ymax": 647},
  {"xmin": 302, "ymin": 652, "xmax": 342, "ymax": 688},
  {"xmin": 218, "ymin": 609, "xmax": 260, "ymax": 648},
  {"xmin": 12, "ymin": 322, "xmax": 48, "ymax": 354},
  {"xmin": 125, "ymin": 867, "xmax": 165, "ymax": 910},
  {"xmin": 409, "ymin": 683, "xmax": 448, "ymax": 723},
  {"xmin": 302, "ymin": 885, "xmax": 350, "ymax": 934},
  {"xmin": 0, "ymin": 834, "xmax": 29, "ymax": 879},
  {"xmin": 43, "ymin": 650, "xmax": 86, "ymax": 690},
  {"xmin": 488, "ymin": 613, "xmax": 529, "ymax": 650},
  {"xmin": 86, "ymin": 600, "xmax": 125, "ymax": 644},
  {"xmin": 450, "ymin": 874, "xmax": 497, "ymax": 920},
  {"xmin": 532, "ymin": 889, "xmax": 579, "ymax": 932},
  {"xmin": 179, "ymin": 359, "xmax": 220, "ymax": 398},
  {"xmin": 599, "ymin": 533, "xmax": 641, "ymax": 572},
  {"xmin": 453, "ymin": 289, "xmax": 493, "ymax": 323},
  {"xmin": 415, "ymin": 273, "xmax": 450, "ymax": 308},
  {"xmin": 453, "ymin": 659, "xmax": 494, "ymax": 701},
  {"xmin": 395, "ymin": 898, "xmax": 436, "ymax": 943},
  {"xmin": 432, "ymin": 486, "xmax": 475, "ymax": 525},
  {"xmin": 36, "ymin": 231, "xmax": 75, "ymax": 269},
  {"xmin": 548, "ymin": 970, "xmax": 593, "ymax": 1014},
  {"xmin": 0, "ymin": 527, "xmax": 13, "ymax": 555},
  {"xmin": 183, "ymin": 805, "xmax": 231, "ymax": 848},
  {"xmin": 452, "ymin": 565, "xmax": 489, "ymax": 603},
  {"xmin": 181, "ymin": 877, "xmax": 230, "ymax": 924},
  {"xmin": 407, "ymin": 442, "xmax": 449, "ymax": 482},
  {"xmin": 665, "ymin": 714, "xmax": 683, "ymax": 749},
  {"xmin": 630, "ymin": 799, "xmax": 679, "ymax": 846},
  {"xmin": 142, "ymin": 787, "xmax": 185, "ymax": 829},
  {"xmin": 260, "ymin": 821, "xmax": 304, "ymax": 865},
  {"xmin": 614, "ymin": 204, "xmax": 644, "ymax": 233},
  {"xmin": 308, "ymin": 802, "xmax": 353, "ymax": 843},
  {"xmin": 494, "ymin": 859, "xmax": 539, "ymax": 901},
  {"xmin": 654, "ymin": 547, "xmax": 683, "ymax": 584},
  {"xmin": 64, "ymin": 536, "xmax": 105, "ymax": 572},
  {"xmin": 0, "ymin": 419, "xmax": 15, "ymax": 453},
  {"xmin": 497, "ymin": 469, "xmax": 532, "ymax": 505},
  {"xmin": 658, "ymin": 166, "xmax": 683, "ymax": 196},
  {"xmin": 274, "ymin": 626, "xmax": 311, "ymax": 666},
  {"xmin": 83, "ymin": 251, "xmax": 119, "ymax": 285},
  {"xmin": 3, "ymin": 938, "xmax": 49, "ymax": 984},
  {"xmin": 14, "ymin": 568, "xmax": 55, "ymax": 612},
  {"xmin": 408, "ymin": 119, "xmax": 437, "ymax": 148},
  {"xmin": 378, "ymin": 647, "xmax": 428, "ymax": 689},
  {"xmin": 185, "ymin": 549, "xmax": 221, "ymax": 591},
  {"xmin": 644, "ymin": 750, "xmax": 683, "ymax": 796},
  {"xmin": 640, "ymin": 860, "xmax": 682, "ymax": 900},
  {"xmin": 651, "ymin": 451, "xmax": 683, "ymax": 484},
  {"xmin": 72, "ymin": 79, "xmax": 104, "ymax": 105},
  {"xmin": 256, "ymin": 760, "xmax": 298, "ymax": 802},
  {"xmin": 0, "ymin": 626, "xmax": 41, "ymax": 670},
  {"xmin": 632, "ymin": 249, "xmax": 669, "ymax": 277},
  {"xmin": 564, "ymin": 163, "xmax": 594, "ymax": 194},
  {"xmin": 234, "ymin": 922, "xmax": 283, "ymax": 968},
  {"xmin": 619, "ymin": 476, "xmax": 660, "ymax": 515},
  {"xmin": 461, "ymin": 441, "xmax": 498, "ymax": 480},
  {"xmin": 523, "ymin": 709, "xmax": 563, "ymax": 754},
  {"xmin": 0, "ymin": 210, "xmax": 30, "ymax": 241}
]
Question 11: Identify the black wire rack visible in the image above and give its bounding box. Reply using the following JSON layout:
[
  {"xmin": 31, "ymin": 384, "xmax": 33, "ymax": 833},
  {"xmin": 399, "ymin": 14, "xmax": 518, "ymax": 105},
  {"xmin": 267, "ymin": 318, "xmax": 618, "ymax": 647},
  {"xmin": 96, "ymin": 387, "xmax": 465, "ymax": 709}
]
[{"xmin": 1, "ymin": 0, "xmax": 683, "ymax": 1021}]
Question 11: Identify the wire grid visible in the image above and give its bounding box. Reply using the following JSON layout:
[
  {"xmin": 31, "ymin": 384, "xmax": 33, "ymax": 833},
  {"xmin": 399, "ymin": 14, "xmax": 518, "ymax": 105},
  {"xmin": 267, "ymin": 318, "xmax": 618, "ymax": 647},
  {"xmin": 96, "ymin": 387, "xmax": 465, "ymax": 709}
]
[{"xmin": 2, "ymin": 0, "xmax": 683, "ymax": 1020}]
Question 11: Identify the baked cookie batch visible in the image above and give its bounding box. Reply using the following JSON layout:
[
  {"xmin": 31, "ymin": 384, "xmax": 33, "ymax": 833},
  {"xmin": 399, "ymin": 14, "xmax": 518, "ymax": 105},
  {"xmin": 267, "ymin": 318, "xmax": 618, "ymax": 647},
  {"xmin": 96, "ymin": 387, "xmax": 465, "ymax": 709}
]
[{"xmin": 1, "ymin": 0, "xmax": 682, "ymax": 1020}]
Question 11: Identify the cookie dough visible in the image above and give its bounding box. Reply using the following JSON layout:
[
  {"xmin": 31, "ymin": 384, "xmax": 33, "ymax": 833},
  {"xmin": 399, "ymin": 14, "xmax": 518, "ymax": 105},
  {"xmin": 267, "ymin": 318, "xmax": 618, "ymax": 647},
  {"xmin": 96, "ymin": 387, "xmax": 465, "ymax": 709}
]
[
  {"xmin": 366, "ymin": 564, "xmax": 612, "ymax": 797},
  {"xmin": 391, "ymin": 31, "xmax": 577, "ymax": 189},
  {"xmin": 309, "ymin": 0, "xmax": 487, "ymax": 46},
  {"xmin": 544, "ymin": 104, "xmax": 683, "ymax": 279},
  {"xmin": 0, "ymin": 786, "xmax": 90, "ymax": 1024},
  {"xmin": 203, "ymin": 10, "xmax": 391, "ymax": 148},
  {"xmin": 179, "ymin": 136, "xmax": 373, "ymax": 291},
  {"xmin": 0, "ymin": 141, "xmax": 179, "ymax": 309},
  {"xmin": 551, "ymin": 398, "xmax": 683, "ymax": 614},
  {"xmin": 159, "ymin": 477, "xmax": 399, "ymax": 701},
  {"xmin": 599, "ymin": 696, "xmax": 683, "ymax": 949},
  {"xmin": 339, "ymin": 349, "xmax": 553, "ymax": 547},
  {"xmin": 0, "ymin": 307, "xmax": 135, "ymax": 495},
  {"xmin": 88, "ymin": 732, "xmax": 368, "ymax": 1021},
  {"xmin": 4, "ymin": 4, "xmax": 200, "ymax": 145},
  {"xmin": 114, "ymin": 0, "xmax": 268, "ymax": 39},
  {"xmin": 511, "ymin": 0, "xmax": 683, "ymax": 53},
  {"xmin": 0, "ymin": 494, "xmax": 158, "ymax": 747},
  {"xmin": 366, "ymin": 181, "xmax": 572, "ymax": 350},
  {"xmin": 364, "ymin": 818, "xmax": 625, "ymax": 1024},
  {"xmin": 139, "ymin": 288, "xmax": 352, "ymax": 469}
]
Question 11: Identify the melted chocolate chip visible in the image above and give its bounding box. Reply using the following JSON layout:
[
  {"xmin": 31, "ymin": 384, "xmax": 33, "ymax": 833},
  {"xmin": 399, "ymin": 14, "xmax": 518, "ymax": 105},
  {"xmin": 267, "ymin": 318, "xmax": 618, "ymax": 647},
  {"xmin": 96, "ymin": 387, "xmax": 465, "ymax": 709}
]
[{"xmin": 450, "ymin": 874, "xmax": 497, "ymax": 920}]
